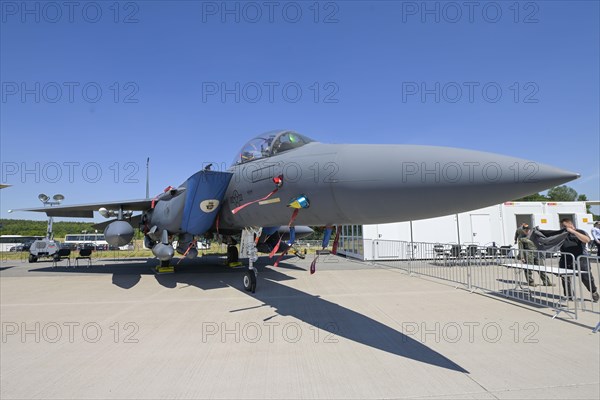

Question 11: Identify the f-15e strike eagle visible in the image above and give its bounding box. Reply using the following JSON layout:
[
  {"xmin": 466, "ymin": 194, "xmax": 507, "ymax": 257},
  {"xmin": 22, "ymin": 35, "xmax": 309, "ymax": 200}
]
[{"xmin": 12, "ymin": 130, "xmax": 579, "ymax": 292}]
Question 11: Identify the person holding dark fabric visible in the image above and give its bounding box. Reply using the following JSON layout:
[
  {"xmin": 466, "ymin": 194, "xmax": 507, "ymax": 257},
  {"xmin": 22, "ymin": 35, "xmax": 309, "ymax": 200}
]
[
  {"xmin": 517, "ymin": 226, "xmax": 553, "ymax": 286},
  {"xmin": 555, "ymin": 219, "xmax": 598, "ymax": 301}
]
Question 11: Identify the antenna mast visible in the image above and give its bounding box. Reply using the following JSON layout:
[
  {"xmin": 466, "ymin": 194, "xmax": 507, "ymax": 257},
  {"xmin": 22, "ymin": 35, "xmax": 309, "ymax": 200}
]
[{"xmin": 146, "ymin": 157, "xmax": 150, "ymax": 199}]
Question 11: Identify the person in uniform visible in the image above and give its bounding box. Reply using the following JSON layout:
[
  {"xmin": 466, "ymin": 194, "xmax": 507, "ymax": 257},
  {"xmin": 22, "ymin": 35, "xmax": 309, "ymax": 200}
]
[
  {"xmin": 517, "ymin": 226, "xmax": 553, "ymax": 286},
  {"xmin": 514, "ymin": 223, "xmax": 529, "ymax": 245}
]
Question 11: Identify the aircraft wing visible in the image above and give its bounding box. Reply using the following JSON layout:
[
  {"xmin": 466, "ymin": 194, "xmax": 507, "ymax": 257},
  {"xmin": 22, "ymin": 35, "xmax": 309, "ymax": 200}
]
[{"xmin": 9, "ymin": 199, "xmax": 153, "ymax": 218}]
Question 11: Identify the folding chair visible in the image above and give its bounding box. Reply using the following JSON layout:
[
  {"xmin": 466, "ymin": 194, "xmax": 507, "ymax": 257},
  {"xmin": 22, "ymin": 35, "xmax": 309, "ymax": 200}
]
[
  {"xmin": 52, "ymin": 248, "xmax": 71, "ymax": 267},
  {"xmin": 76, "ymin": 248, "xmax": 92, "ymax": 267}
]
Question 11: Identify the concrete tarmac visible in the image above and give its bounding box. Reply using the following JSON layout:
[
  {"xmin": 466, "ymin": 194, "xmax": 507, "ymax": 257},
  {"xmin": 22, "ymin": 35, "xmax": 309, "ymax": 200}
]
[{"xmin": 1, "ymin": 254, "xmax": 599, "ymax": 399}]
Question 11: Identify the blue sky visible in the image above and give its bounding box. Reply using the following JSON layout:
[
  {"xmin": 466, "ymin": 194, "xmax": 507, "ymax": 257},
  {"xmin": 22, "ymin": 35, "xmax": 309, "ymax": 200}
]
[{"xmin": 1, "ymin": 0, "xmax": 599, "ymax": 221}]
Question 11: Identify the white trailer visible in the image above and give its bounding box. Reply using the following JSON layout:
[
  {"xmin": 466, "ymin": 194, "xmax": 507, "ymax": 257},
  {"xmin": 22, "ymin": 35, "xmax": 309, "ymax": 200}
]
[
  {"xmin": 543, "ymin": 202, "xmax": 594, "ymax": 236},
  {"xmin": 339, "ymin": 201, "xmax": 594, "ymax": 261},
  {"xmin": 500, "ymin": 202, "xmax": 547, "ymax": 245}
]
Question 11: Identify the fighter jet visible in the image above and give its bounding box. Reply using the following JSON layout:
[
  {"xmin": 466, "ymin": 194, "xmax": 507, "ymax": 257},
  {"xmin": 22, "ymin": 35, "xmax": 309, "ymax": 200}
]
[{"xmin": 10, "ymin": 130, "xmax": 579, "ymax": 291}]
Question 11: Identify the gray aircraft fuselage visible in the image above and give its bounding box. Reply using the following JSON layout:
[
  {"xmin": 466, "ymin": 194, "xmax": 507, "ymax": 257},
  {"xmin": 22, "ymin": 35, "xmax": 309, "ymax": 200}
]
[{"xmin": 218, "ymin": 141, "xmax": 578, "ymax": 230}]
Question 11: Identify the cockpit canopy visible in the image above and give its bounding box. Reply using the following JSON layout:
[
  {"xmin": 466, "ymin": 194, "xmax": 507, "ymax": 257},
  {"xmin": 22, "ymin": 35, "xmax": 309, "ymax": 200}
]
[{"xmin": 233, "ymin": 130, "xmax": 314, "ymax": 165}]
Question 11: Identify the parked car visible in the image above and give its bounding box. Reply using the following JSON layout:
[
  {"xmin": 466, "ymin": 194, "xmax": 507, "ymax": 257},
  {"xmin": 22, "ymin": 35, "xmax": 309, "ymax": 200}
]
[{"xmin": 9, "ymin": 240, "xmax": 35, "ymax": 252}]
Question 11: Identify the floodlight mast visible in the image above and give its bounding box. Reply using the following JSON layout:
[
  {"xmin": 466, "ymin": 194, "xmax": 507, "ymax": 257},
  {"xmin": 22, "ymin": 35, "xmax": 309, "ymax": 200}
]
[{"xmin": 38, "ymin": 193, "xmax": 64, "ymax": 239}]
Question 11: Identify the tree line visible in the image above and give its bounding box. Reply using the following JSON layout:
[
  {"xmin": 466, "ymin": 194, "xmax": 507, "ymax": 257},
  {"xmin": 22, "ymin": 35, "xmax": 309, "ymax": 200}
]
[
  {"xmin": 0, "ymin": 219, "xmax": 97, "ymax": 238},
  {"xmin": 515, "ymin": 185, "xmax": 587, "ymax": 202},
  {"xmin": 514, "ymin": 185, "xmax": 595, "ymax": 216}
]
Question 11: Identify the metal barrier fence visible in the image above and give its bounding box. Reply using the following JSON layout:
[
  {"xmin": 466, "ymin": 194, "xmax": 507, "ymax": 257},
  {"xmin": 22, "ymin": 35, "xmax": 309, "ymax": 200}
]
[
  {"xmin": 297, "ymin": 240, "xmax": 326, "ymax": 248},
  {"xmin": 0, "ymin": 251, "xmax": 29, "ymax": 263},
  {"xmin": 575, "ymin": 255, "xmax": 600, "ymax": 332},
  {"xmin": 368, "ymin": 240, "xmax": 598, "ymax": 321}
]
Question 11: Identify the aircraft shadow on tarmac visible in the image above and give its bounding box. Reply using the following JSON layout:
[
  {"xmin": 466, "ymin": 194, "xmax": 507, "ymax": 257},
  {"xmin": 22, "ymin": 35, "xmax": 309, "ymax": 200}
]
[{"xmin": 28, "ymin": 256, "xmax": 468, "ymax": 373}]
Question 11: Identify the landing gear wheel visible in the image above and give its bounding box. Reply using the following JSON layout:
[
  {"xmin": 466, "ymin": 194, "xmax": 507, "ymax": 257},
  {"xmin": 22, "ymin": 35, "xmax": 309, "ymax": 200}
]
[
  {"xmin": 160, "ymin": 260, "xmax": 170, "ymax": 268},
  {"xmin": 28, "ymin": 254, "xmax": 37, "ymax": 263},
  {"xmin": 243, "ymin": 270, "xmax": 257, "ymax": 293}
]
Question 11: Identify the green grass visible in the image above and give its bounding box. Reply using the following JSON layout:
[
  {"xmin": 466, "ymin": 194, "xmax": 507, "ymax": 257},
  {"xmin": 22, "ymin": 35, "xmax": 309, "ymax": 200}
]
[{"xmin": 0, "ymin": 240, "xmax": 325, "ymax": 262}]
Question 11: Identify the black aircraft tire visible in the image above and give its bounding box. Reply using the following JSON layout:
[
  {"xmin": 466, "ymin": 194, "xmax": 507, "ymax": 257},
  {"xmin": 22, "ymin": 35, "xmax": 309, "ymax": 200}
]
[
  {"xmin": 28, "ymin": 254, "xmax": 37, "ymax": 263},
  {"xmin": 243, "ymin": 271, "xmax": 256, "ymax": 292},
  {"xmin": 160, "ymin": 259, "xmax": 170, "ymax": 268}
]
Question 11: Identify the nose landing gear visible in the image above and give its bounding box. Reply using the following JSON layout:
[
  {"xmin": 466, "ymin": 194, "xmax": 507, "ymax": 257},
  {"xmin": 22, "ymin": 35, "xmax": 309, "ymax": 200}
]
[
  {"xmin": 240, "ymin": 227, "xmax": 261, "ymax": 293},
  {"xmin": 243, "ymin": 269, "xmax": 257, "ymax": 293}
]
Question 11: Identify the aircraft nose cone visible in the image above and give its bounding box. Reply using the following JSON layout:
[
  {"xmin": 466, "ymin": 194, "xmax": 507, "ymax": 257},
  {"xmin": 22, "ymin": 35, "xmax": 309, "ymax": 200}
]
[
  {"xmin": 529, "ymin": 165, "xmax": 579, "ymax": 186},
  {"xmin": 332, "ymin": 144, "xmax": 580, "ymax": 222}
]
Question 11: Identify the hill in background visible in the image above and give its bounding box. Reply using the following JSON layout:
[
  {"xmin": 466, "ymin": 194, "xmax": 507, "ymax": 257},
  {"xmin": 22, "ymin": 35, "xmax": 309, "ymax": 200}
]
[{"xmin": 0, "ymin": 219, "xmax": 97, "ymax": 238}]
